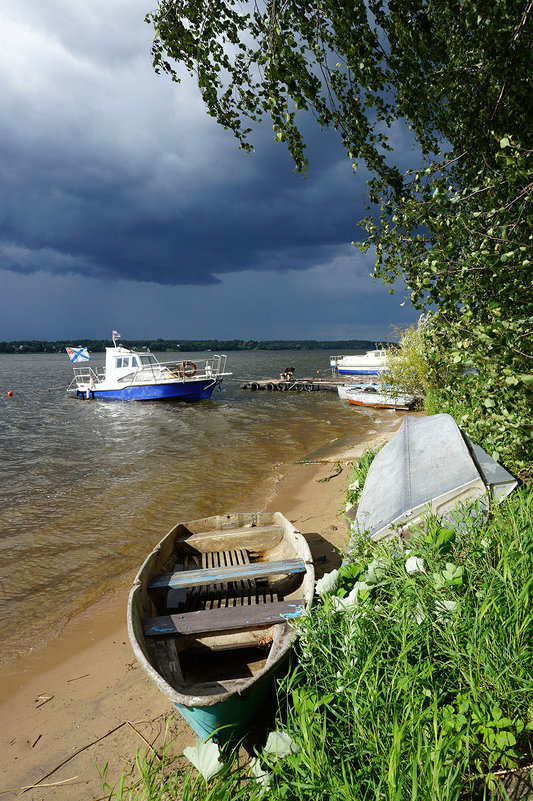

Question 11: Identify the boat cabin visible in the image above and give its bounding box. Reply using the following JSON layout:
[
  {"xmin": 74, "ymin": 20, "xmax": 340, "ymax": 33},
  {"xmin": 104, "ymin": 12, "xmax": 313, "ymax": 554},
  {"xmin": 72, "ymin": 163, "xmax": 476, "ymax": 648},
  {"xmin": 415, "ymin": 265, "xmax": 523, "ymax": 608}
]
[{"xmin": 105, "ymin": 346, "xmax": 160, "ymax": 381}]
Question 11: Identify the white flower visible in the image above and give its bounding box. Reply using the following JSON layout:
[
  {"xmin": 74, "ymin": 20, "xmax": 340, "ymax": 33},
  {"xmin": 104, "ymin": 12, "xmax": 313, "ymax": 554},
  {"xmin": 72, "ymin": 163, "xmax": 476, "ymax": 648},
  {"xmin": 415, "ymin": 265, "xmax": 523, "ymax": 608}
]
[
  {"xmin": 335, "ymin": 669, "xmax": 345, "ymax": 693},
  {"xmin": 405, "ymin": 556, "xmax": 425, "ymax": 575},
  {"xmin": 315, "ymin": 569, "xmax": 340, "ymax": 596},
  {"xmin": 434, "ymin": 599, "xmax": 457, "ymax": 621},
  {"xmin": 183, "ymin": 738, "xmax": 223, "ymax": 781},
  {"xmin": 250, "ymin": 757, "xmax": 271, "ymax": 787},
  {"xmin": 264, "ymin": 731, "xmax": 300, "ymax": 758},
  {"xmin": 365, "ymin": 557, "xmax": 388, "ymax": 585},
  {"xmin": 331, "ymin": 581, "xmax": 371, "ymax": 612}
]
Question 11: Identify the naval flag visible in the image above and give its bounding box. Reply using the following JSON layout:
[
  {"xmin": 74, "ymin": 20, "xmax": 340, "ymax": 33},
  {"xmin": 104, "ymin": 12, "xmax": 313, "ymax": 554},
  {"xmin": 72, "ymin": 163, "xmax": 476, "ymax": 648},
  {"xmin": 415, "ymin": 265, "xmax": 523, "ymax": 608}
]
[
  {"xmin": 112, "ymin": 330, "xmax": 121, "ymax": 340},
  {"xmin": 66, "ymin": 346, "xmax": 90, "ymax": 363}
]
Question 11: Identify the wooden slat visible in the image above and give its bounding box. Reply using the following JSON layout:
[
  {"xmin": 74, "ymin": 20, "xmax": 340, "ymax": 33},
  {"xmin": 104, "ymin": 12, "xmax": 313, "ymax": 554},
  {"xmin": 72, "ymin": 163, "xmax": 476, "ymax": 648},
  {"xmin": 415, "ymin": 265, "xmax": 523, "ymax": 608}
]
[
  {"xmin": 143, "ymin": 599, "xmax": 306, "ymax": 637},
  {"xmin": 148, "ymin": 558, "xmax": 306, "ymax": 591},
  {"xmin": 183, "ymin": 524, "xmax": 283, "ymax": 545},
  {"xmin": 167, "ymin": 563, "xmax": 186, "ymax": 610},
  {"xmin": 145, "ymin": 635, "xmax": 183, "ymax": 683}
]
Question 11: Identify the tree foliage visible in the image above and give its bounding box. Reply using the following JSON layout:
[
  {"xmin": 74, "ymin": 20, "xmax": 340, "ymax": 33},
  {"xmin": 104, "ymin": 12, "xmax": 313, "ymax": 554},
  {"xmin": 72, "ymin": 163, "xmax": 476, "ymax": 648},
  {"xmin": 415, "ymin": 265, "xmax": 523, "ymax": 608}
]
[
  {"xmin": 146, "ymin": 0, "xmax": 533, "ymax": 472},
  {"xmin": 380, "ymin": 322, "xmax": 430, "ymax": 396},
  {"xmin": 0, "ymin": 338, "xmax": 381, "ymax": 354}
]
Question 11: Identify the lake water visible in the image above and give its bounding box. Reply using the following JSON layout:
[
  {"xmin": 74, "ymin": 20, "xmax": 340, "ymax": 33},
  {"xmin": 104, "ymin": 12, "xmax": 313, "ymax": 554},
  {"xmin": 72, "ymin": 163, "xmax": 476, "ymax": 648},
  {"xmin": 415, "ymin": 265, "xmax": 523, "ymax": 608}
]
[{"xmin": 0, "ymin": 350, "xmax": 388, "ymax": 666}]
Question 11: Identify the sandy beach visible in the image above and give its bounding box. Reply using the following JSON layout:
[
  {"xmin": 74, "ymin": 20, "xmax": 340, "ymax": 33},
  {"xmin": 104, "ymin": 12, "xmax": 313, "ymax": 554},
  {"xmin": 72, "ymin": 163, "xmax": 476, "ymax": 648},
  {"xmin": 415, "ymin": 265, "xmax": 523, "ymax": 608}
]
[{"xmin": 0, "ymin": 419, "xmax": 401, "ymax": 800}]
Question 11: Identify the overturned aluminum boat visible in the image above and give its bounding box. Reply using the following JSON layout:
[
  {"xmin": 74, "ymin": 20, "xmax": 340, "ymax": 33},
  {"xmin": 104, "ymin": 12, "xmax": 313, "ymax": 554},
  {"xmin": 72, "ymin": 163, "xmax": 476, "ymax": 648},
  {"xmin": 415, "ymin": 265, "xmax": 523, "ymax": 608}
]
[{"xmin": 350, "ymin": 413, "xmax": 517, "ymax": 545}]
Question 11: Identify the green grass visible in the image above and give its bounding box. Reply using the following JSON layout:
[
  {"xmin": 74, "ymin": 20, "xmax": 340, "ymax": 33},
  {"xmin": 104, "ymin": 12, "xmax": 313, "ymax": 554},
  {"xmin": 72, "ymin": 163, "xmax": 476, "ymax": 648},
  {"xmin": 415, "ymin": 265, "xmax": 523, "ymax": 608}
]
[
  {"xmin": 345, "ymin": 445, "xmax": 381, "ymax": 508},
  {"xmin": 102, "ymin": 483, "xmax": 533, "ymax": 800}
]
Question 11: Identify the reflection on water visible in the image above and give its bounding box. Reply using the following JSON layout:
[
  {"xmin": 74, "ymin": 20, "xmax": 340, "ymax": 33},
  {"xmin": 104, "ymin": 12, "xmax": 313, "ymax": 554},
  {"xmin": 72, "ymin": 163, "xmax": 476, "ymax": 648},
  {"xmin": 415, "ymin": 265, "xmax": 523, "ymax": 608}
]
[{"xmin": 0, "ymin": 350, "xmax": 390, "ymax": 665}]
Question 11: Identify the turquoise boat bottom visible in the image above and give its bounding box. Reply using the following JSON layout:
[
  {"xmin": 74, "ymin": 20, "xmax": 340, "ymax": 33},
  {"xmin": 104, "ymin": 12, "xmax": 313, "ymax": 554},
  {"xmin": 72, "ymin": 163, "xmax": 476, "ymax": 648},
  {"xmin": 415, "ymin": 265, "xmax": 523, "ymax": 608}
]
[{"xmin": 175, "ymin": 676, "xmax": 276, "ymax": 745}]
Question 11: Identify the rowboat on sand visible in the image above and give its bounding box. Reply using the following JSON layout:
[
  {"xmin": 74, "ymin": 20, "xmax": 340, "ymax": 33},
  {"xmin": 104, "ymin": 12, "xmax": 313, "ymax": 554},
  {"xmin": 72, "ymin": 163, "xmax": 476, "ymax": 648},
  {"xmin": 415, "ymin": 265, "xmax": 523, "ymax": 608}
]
[{"xmin": 127, "ymin": 512, "xmax": 314, "ymax": 743}]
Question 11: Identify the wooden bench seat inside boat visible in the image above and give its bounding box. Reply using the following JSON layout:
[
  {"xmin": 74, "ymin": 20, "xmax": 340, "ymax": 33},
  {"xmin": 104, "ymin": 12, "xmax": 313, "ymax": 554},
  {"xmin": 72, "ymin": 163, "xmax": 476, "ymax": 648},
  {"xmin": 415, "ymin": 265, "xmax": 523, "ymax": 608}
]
[
  {"xmin": 178, "ymin": 524, "xmax": 284, "ymax": 552},
  {"xmin": 143, "ymin": 598, "xmax": 305, "ymax": 637},
  {"xmin": 148, "ymin": 557, "xmax": 306, "ymax": 591}
]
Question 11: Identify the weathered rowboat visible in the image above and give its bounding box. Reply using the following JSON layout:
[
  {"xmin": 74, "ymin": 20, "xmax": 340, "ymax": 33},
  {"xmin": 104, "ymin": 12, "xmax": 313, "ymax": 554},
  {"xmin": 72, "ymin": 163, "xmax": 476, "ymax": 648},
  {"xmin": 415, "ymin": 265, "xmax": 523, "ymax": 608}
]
[
  {"xmin": 346, "ymin": 392, "xmax": 415, "ymax": 410},
  {"xmin": 127, "ymin": 512, "xmax": 314, "ymax": 742},
  {"xmin": 349, "ymin": 413, "xmax": 517, "ymax": 548}
]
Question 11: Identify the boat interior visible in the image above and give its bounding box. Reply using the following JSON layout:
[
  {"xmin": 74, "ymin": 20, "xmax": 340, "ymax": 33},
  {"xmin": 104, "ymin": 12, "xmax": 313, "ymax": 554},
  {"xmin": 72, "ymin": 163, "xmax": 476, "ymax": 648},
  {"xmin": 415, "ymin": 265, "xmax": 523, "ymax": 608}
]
[{"xmin": 132, "ymin": 515, "xmax": 311, "ymax": 693}]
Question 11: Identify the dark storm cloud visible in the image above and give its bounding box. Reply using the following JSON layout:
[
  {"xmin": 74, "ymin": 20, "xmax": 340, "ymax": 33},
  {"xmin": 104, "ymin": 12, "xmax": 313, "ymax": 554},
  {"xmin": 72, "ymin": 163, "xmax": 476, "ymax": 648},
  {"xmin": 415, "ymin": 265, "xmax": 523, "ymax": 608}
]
[
  {"xmin": 0, "ymin": 100, "xmax": 365, "ymax": 287},
  {"xmin": 0, "ymin": 0, "xmax": 420, "ymax": 343},
  {"xmin": 0, "ymin": 0, "xmax": 405, "ymax": 289}
]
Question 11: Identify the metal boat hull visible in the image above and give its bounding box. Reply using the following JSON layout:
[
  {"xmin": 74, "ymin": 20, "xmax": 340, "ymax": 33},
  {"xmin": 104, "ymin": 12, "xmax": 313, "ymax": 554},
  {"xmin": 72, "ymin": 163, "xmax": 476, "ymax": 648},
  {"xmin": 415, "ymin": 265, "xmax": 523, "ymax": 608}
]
[
  {"xmin": 349, "ymin": 413, "xmax": 517, "ymax": 546},
  {"xmin": 337, "ymin": 367, "xmax": 382, "ymax": 375},
  {"xmin": 174, "ymin": 659, "xmax": 281, "ymax": 740},
  {"xmin": 76, "ymin": 378, "xmax": 219, "ymax": 402}
]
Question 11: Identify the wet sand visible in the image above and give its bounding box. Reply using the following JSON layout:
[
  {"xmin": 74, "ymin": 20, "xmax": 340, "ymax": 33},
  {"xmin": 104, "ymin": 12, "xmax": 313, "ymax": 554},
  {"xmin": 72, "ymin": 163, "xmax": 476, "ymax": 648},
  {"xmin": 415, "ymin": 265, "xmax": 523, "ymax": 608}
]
[{"xmin": 0, "ymin": 420, "xmax": 401, "ymax": 800}]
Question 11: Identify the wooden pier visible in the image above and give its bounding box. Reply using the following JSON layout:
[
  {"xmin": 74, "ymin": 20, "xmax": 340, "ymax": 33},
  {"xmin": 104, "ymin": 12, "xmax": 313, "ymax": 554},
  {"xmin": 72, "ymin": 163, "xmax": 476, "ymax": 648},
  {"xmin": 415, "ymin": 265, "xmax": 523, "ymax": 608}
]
[{"xmin": 240, "ymin": 375, "xmax": 375, "ymax": 392}]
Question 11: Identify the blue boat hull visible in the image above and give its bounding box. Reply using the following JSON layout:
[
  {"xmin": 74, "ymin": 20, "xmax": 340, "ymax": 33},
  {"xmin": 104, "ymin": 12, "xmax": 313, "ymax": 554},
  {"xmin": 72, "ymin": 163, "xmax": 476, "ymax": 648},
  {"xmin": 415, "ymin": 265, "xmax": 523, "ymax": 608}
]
[
  {"xmin": 337, "ymin": 368, "xmax": 382, "ymax": 375},
  {"xmin": 77, "ymin": 379, "xmax": 218, "ymax": 402}
]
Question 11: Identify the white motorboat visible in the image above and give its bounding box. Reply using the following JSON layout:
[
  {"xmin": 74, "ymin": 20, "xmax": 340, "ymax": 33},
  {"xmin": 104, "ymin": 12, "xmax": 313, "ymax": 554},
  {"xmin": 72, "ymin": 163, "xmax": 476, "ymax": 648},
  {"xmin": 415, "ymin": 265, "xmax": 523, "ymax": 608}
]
[
  {"xmin": 66, "ymin": 334, "xmax": 231, "ymax": 401},
  {"xmin": 330, "ymin": 350, "xmax": 387, "ymax": 376}
]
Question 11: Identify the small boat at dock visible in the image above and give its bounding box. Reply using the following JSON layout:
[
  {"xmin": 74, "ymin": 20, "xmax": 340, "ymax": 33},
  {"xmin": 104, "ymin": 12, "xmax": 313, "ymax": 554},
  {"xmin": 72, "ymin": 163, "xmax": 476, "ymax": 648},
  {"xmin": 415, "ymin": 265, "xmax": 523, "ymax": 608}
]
[
  {"xmin": 127, "ymin": 512, "xmax": 314, "ymax": 743},
  {"xmin": 330, "ymin": 349, "xmax": 387, "ymax": 376},
  {"xmin": 66, "ymin": 334, "xmax": 231, "ymax": 401},
  {"xmin": 338, "ymin": 384, "xmax": 415, "ymax": 410}
]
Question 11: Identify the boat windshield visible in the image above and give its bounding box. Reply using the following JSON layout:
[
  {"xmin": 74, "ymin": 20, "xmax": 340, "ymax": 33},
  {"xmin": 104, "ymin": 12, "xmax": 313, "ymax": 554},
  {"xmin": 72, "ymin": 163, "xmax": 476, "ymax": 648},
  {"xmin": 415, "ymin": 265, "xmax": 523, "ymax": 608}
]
[{"xmin": 139, "ymin": 354, "xmax": 158, "ymax": 366}]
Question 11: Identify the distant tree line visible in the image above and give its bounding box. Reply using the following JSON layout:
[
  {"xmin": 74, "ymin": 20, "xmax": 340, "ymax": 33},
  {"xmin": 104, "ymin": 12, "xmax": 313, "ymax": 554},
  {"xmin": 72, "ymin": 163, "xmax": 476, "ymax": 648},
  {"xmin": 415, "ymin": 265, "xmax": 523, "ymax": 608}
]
[{"xmin": 0, "ymin": 338, "xmax": 384, "ymax": 354}]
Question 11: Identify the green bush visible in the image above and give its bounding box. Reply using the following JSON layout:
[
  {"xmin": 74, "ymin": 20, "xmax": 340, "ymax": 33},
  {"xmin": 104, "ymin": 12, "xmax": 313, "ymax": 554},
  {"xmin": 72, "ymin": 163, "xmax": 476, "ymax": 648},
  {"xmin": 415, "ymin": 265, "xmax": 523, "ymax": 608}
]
[{"xmin": 380, "ymin": 324, "xmax": 430, "ymax": 397}]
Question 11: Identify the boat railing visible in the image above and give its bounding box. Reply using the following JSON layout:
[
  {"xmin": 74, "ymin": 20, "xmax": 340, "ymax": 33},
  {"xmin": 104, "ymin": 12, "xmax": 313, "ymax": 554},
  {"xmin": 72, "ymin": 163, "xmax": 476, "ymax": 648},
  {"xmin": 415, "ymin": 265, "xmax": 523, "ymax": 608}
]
[
  {"xmin": 159, "ymin": 354, "xmax": 230, "ymax": 381},
  {"xmin": 115, "ymin": 354, "xmax": 230, "ymax": 385},
  {"xmin": 68, "ymin": 365, "xmax": 105, "ymax": 390}
]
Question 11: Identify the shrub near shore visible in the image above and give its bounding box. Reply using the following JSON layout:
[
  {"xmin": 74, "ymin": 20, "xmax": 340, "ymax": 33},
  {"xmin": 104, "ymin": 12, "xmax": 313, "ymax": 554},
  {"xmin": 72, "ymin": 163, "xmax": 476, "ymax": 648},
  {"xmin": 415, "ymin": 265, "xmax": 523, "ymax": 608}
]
[{"xmin": 103, "ymin": 473, "xmax": 533, "ymax": 800}]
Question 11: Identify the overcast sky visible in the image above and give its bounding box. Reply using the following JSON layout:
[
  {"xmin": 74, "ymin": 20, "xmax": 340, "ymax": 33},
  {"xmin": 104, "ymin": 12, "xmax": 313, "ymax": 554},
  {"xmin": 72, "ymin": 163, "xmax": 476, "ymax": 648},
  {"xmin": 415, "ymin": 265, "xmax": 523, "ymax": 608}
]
[{"xmin": 0, "ymin": 0, "xmax": 418, "ymax": 342}]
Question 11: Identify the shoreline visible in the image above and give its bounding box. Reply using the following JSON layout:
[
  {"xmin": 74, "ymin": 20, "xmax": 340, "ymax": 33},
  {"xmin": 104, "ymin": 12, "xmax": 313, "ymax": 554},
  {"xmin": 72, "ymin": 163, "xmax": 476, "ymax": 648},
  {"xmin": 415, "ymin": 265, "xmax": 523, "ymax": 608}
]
[{"xmin": 0, "ymin": 419, "xmax": 402, "ymax": 800}]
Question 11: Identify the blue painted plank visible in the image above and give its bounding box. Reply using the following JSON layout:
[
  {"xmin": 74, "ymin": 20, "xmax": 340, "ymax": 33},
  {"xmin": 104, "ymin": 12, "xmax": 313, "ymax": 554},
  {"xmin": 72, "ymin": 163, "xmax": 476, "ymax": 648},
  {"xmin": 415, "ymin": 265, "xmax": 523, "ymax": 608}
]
[
  {"xmin": 148, "ymin": 558, "xmax": 306, "ymax": 591},
  {"xmin": 143, "ymin": 599, "xmax": 306, "ymax": 636}
]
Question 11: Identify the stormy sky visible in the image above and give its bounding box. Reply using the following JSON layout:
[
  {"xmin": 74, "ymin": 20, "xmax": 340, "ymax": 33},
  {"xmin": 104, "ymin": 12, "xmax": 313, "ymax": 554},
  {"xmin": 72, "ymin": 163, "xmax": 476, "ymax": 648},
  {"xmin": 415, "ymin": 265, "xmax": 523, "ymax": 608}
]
[{"xmin": 0, "ymin": 0, "xmax": 418, "ymax": 342}]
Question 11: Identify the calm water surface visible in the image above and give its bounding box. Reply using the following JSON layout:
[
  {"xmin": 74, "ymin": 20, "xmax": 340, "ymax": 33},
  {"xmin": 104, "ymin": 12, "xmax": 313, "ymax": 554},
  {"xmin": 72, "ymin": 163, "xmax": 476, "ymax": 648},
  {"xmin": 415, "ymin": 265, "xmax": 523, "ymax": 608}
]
[{"xmin": 0, "ymin": 350, "xmax": 387, "ymax": 665}]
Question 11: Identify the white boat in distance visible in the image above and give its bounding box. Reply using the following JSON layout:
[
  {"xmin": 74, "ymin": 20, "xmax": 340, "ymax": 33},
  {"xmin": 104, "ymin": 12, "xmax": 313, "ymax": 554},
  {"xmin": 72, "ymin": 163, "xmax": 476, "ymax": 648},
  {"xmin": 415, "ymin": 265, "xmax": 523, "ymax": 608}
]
[
  {"xmin": 338, "ymin": 384, "xmax": 415, "ymax": 410},
  {"xmin": 330, "ymin": 350, "xmax": 387, "ymax": 376},
  {"xmin": 66, "ymin": 336, "xmax": 231, "ymax": 401}
]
